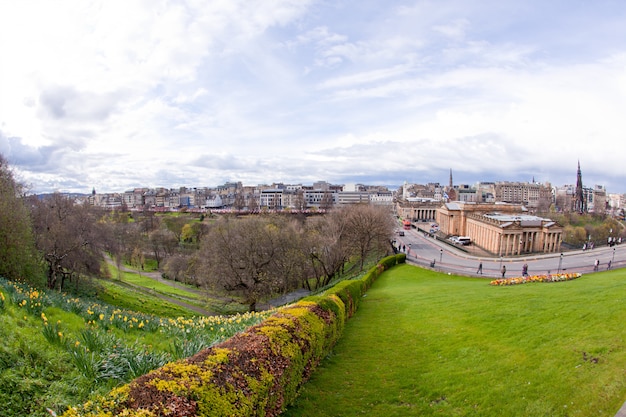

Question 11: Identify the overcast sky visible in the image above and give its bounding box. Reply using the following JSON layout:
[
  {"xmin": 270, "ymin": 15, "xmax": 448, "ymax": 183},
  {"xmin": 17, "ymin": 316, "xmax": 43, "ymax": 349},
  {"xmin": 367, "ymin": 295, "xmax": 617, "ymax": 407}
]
[{"xmin": 1, "ymin": 1, "xmax": 625, "ymax": 194}]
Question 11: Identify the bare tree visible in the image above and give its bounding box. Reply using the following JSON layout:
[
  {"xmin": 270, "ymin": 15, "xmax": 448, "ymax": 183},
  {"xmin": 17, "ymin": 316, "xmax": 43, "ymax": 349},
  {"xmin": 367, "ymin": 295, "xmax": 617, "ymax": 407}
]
[
  {"xmin": 163, "ymin": 254, "xmax": 197, "ymax": 284},
  {"xmin": 342, "ymin": 204, "xmax": 396, "ymax": 270},
  {"xmin": 294, "ymin": 189, "xmax": 307, "ymax": 212},
  {"xmin": 197, "ymin": 216, "xmax": 307, "ymax": 311},
  {"xmin": 320, "ymin": 191, "xmax": 334, "ymax": 211},
  {"xmin": 31, "ymin": 193, "xmax": 103, "ymax": 290},
  {"xmin": 304, "ymin": 213, "xmax": 350, "ymax": 288},
  {"xmin": 233, "ymin": 193, "xmax": 245, "ymax": 211},
  {"xmin": 247, "ymin": 194, "xmax": 259, "ymax": 212},
  {"xmin": 147, "ymin": 228, "xmax": 177, "ymax": 269}
]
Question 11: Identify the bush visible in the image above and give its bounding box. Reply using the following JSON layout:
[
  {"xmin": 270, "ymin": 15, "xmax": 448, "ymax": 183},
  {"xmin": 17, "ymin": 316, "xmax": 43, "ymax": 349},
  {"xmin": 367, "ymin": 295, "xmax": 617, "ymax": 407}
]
[
  {"xmin": 324, "ymin": 280, "xmax": 364, "ymax": 318},
  {"xmin": 62, "ymin": 256, "xmax": 403, "ymax": 417},
  {"xmin": 63, "ymin": 298, "xmax": 345, "ymax": 417}
]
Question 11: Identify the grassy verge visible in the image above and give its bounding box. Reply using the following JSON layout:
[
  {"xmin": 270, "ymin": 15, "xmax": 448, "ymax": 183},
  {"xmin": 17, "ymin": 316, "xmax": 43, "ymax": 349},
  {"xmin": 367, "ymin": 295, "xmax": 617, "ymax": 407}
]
[
  {"xmin": 96, "ymin": 279, "xmax": 197, "ymax": 318},
  {"xmin": 285, "ymin": 264, "xmax": 626, "ymax": 417},
  {"xmin": 0, "ymin": 280, "xmax": 272, "ymax": 417}
]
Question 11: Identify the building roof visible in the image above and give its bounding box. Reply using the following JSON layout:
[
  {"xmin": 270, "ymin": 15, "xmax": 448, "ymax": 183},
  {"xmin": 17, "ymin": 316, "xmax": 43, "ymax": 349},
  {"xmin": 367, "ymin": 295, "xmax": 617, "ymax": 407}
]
[{"xmin": 483, "ymin": 213, "xmax": 548, "ymax": 227}]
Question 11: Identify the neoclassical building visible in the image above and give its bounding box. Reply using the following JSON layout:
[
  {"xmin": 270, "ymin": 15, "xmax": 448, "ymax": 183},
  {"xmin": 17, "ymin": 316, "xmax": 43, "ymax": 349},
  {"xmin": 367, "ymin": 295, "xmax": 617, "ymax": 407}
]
[
  {"xmin": 396, "ymin": 200, "xmax": 441, "ymax": 222},
  {"xmin": 436, "ymin": 202, "xmax": 563, "ymax": 256}
]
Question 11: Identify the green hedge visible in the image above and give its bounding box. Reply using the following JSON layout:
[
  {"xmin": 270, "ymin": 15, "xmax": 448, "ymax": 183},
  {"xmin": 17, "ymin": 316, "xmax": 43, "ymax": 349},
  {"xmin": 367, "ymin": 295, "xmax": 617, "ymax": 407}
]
[{"xmin": 62, "ymin": 254, "xmax": 403, "ymax": 417}]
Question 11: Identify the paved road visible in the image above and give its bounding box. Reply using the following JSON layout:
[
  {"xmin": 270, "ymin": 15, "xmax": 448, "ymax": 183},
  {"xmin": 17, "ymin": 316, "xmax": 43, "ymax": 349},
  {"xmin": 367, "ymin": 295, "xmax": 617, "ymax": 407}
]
[{"xmin": 394, "ymin": 226, "xmax": 625, "ymax": 278}]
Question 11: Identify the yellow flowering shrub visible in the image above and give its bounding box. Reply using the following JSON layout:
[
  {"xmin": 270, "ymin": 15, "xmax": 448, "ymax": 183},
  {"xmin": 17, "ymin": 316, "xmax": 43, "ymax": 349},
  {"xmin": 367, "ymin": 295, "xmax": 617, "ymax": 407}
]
[{"xmin": 61, "ymin": 256, "xmax": 400, "ymax": 417}]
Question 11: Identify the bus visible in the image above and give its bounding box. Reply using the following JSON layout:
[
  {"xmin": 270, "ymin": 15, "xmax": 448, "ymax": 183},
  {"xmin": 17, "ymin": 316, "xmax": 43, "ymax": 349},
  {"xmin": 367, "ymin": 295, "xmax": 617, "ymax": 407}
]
[{"xmin": 402, "ymin": 219, "xmax": 411, "ymax": 230}]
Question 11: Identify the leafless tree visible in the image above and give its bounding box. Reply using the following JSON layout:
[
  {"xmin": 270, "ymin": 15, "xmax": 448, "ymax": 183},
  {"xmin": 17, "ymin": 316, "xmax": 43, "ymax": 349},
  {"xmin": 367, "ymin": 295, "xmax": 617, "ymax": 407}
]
[
  {"xmin": 247, "ymin": 194, "xmax": 259, "ymax": 212},
  {"xmin": 147, "ymin": 228, "xmax": 177, "ymax": 269},
  {"xmin": 320, "ymin": 191, "xmax": 334, "ymax": 211},
  {"xmin": 197, "ymin": 215, "xmax": 307, "ymax": 311},
  {"xmin": 233, "ymin": 193, "xmax": 245, "ymax": 211},
  {"xmin": 31, "ymin": 193, "xmax": 104, "ymax": 290},
  {"xmin": 341, "ymin": 204, "xmax": 396, "ymax": 270},
  {"xmin": 304, "ymin": 213, "xmax": 350, "ymax": 288},
  {"xmin": 294, "ymin": 189, "xmax": 307, "ymax": 212},
  {"xmin": 163, "ymin": 254, "xmax": 197, "ymax": 284}
]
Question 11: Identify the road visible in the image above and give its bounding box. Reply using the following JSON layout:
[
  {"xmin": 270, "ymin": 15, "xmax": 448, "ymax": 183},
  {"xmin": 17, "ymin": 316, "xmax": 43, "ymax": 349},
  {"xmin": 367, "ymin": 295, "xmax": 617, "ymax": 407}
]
[{"xmin": 394, "ymin": 225, "xmax": 625, "ymax": 278}]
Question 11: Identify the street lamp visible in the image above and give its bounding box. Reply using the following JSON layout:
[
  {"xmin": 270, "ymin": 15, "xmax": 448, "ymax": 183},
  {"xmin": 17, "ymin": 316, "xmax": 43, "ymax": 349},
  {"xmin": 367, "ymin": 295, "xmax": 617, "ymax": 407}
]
[
  {"xmin": 557, "ymin": 253, "xmax": 563, "ymax": 274},
  {"xmin": 439, "ymin": 248, "xmax": 443, "ymax": 262},
  {"xmin": 612, "ymin": 247, "xmax": 616, "ymax": 267}
]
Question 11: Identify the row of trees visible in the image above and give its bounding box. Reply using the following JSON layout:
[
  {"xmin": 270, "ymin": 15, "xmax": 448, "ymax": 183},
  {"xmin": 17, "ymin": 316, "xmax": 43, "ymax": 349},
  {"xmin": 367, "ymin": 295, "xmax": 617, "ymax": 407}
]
[
  {"xmin": 195, "ymin": 205, "xmax": 395, "ymax": 310},
  {"xmin": 551, "ymin": 212, "xmax": 625, "ymax": 247},
  {"xmin": 0, "ymin": 154, "xmax": 396, "ymax": 310}
]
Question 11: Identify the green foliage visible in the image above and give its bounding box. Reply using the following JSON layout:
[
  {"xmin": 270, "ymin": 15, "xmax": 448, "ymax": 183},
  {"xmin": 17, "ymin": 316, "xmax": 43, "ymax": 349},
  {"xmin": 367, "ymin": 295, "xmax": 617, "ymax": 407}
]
[
  {"xmin": 378, "ymin": 254, "xmax": 398, "ymax": 269},
  {"xmin": 396, "ymin": 252, "xmax": 407, "ymax": 264},
  {"xmin": 0, "ymin": 154, "xmax": 42, "ymax": 285},
  {"xmin": 324, "ymin": 280, "xmax": 364, "ymax": 317},
  {"xmin": 64, "ymin": 288, "xmax": 353, "ymax": 416},
  {"xmin": 0, "ymin": 276, "xmax": 272, "ymax": 417},
  {"xmin": 556, "ymin": 212, "xmax": 625, "ymax": 247}
]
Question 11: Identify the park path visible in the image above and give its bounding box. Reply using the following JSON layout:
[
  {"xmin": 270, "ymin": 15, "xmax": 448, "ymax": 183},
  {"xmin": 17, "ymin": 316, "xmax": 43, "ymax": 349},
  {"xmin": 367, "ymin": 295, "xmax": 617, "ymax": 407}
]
[
  {"xmin": 106, "ymin": 257, "xmax": 217, "ymax": 316},
  {"xmin": 106, "ymin": 257, "xmax": 309, "ymax": 315}
]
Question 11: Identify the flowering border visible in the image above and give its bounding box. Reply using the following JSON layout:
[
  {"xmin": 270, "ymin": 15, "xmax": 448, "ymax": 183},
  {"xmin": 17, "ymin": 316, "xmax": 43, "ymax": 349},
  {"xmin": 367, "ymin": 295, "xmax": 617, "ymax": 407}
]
[{"xmin": 490, "ymin": 272, "xmax": 582, "ymax": 286}]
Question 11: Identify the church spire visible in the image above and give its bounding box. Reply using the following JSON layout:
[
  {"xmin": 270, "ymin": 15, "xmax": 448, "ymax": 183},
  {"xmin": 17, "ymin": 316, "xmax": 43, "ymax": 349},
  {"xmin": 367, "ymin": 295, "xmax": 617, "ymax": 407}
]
[
  {"xmin": 573, "ymin": 160, "xmax": 586, "ymax": 213},
  {"xmin": 445, "ymin": 168, "xmax": 456, "ymax": 202}
]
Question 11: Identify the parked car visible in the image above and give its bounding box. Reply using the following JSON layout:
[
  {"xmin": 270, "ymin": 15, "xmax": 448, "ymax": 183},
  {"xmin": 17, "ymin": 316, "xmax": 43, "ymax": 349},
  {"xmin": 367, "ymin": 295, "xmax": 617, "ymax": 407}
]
[{"xmin": 457, "ymin": 236, "xmax": 471, "ymax": 245}]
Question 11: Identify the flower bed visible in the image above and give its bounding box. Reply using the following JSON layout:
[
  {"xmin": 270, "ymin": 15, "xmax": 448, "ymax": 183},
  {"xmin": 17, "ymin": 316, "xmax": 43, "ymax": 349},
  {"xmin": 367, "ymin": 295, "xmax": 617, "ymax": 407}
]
[{"xmin": 490, "ymin": 272, "xmax": 582, "ymax": 286}]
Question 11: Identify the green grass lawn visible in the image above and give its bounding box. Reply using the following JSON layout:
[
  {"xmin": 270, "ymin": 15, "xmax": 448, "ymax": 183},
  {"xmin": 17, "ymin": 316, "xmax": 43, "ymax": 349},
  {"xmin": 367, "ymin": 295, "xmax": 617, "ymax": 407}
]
[
  {"xmin": 285, "ymin": 264, "xmax": 626, "ymax": 417},
  {"xmin": 107, "ymin": 264, "xmax": 203, "ymax": 301}
]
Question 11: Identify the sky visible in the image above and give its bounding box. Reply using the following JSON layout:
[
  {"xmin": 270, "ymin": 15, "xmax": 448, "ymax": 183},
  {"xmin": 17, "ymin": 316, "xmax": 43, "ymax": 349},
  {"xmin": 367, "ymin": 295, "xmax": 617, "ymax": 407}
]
[{"xmin": 1, "ymin": 0, "xmax": 626, "ymax": 194}]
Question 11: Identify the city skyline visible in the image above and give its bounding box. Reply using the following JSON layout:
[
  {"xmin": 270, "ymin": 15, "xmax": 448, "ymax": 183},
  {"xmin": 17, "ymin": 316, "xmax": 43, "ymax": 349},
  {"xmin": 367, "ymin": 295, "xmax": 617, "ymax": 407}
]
[{"xmin": 1, "ymin": 1, "xmax": 626, "ymax": 194}]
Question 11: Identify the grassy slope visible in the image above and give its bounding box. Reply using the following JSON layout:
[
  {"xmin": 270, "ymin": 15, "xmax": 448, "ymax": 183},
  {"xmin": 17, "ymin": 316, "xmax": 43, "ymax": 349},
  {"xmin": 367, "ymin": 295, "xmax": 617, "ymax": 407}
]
[{"xmin": 286, "ymin": 264, "xmax": 626, "ymax": 417}]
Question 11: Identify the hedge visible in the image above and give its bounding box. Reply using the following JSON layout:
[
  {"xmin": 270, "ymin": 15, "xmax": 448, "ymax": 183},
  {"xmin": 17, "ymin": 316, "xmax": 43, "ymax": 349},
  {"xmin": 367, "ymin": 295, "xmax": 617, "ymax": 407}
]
[{"xmin": 62, "ymin": 253, "xmax": 405, "ymax": 417}]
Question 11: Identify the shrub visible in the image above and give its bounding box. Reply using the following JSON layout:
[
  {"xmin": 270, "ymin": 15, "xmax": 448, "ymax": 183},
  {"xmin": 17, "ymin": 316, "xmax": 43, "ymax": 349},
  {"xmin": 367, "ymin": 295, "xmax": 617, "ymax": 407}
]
[
  {"xmin": 62, "ymin": 256, "xmax": 403, "ymax": 417},
  {"xmin": 324, "ymin": 280, "xmax": 364, "ymax": 318},
  {"xmin": 63, "ymin": 297, "xmax": 345, "ymax": 417}
]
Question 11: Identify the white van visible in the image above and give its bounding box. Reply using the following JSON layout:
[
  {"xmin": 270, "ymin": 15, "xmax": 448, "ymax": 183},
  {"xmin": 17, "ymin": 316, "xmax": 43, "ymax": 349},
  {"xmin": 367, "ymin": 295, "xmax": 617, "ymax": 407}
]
[{"xmin": 457, "ymin": 236, "xmax": 471, "ymax": 245}]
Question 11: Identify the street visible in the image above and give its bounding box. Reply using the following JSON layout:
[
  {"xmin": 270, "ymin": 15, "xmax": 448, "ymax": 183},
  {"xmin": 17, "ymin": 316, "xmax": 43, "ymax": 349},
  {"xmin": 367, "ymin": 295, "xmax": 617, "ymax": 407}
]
[{"xmin": 394, "ymin": 225, "xmax": 625, "ymax": 278}]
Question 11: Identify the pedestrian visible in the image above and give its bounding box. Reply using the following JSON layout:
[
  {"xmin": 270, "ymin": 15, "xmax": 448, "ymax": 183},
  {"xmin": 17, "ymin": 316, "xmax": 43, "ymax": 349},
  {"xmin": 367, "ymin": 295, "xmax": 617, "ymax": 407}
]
[
  {"xmin": 522, "ymin": 263, "xmax": 528, "ymax": 277},
  {"xmin": 501, "ymin": 265, "xmax": 506, "ymax": 278},
  {"xmin": 477, "ymin": 262, "xmax": 483, "ymax": 274},
  {"xmin": 607, "ymin": 260, "xmax": 612, "ymax": 270},
  {"xmin": 594, "ymin": 259, "xmax": 599, "ymax": 271}
]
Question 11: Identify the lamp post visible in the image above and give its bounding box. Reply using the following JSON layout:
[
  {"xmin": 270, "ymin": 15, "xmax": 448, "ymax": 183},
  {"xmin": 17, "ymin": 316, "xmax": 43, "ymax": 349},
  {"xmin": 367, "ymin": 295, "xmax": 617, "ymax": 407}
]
[
  {"xmin": 439, "ymin": 248, "xmax": 443, "ymax": 263},
  {"xmin": 557, "ymin": 253, "xmax": 563, "ymax": 274},
  {"xmin": 612, "ymin": 247, "xmax": 616, "ymax": 266}
]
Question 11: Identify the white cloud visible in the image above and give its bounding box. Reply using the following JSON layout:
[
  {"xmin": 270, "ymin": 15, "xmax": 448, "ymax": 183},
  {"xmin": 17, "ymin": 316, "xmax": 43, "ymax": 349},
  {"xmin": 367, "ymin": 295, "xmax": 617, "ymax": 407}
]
[{"xmin": 1, "ymin": 0, "xmax": 626, "ymax": 193}]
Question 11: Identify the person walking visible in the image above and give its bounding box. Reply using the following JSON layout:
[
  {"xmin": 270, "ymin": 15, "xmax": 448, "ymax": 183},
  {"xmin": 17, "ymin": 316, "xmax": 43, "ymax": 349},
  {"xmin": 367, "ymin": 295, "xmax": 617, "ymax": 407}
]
[
  {"xmin": 594, "ymin": 259, "xmax": 599, "ymax": 271},
  {"xmin": 477, "ymin": 262, "xmax": 483, "ymax": 274},
  {"xmin": 501, "ymin": 265, "xmax": 506, "ymax": 278},
  {"xmin": 522, "ymin": 263, "xmax": 528, "ymax": 277}
]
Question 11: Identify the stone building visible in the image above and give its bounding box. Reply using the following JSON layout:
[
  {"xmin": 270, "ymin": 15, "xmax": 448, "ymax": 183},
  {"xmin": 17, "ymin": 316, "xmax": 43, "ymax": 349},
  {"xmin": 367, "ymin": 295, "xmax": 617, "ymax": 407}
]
[
  {"xmin": 396, "ymin": 200, "xmax": 440, "ymax": 222},
  {"xmin": 436, "ymin": 202, "xmax": 563, "ymax": 256}
]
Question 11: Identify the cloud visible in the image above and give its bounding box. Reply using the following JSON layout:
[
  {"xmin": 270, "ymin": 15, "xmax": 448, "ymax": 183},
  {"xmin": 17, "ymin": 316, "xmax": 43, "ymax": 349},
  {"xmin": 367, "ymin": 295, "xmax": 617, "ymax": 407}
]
[{"xmin": 1, "ymin": 0, "xmax": 625, "ymax": 194}]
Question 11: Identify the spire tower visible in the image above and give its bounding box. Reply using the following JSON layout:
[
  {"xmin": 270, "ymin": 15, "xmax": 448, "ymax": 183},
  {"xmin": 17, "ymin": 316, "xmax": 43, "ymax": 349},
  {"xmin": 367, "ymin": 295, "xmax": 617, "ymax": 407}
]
[{"xmin": 573, "ymin": 160, "xmax": 586, "ymax": 213}]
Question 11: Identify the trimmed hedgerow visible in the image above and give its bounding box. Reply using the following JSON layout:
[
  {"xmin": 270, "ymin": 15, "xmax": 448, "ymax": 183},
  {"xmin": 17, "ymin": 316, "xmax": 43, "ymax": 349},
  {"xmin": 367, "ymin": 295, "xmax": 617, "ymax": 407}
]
[
  {"xmin": 62, "ymin": 255, "xmax": 401, "ymax": 417},
  {"xmin": 323, "ymin": 279, "xmax": 364, "ymax": 318}
]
